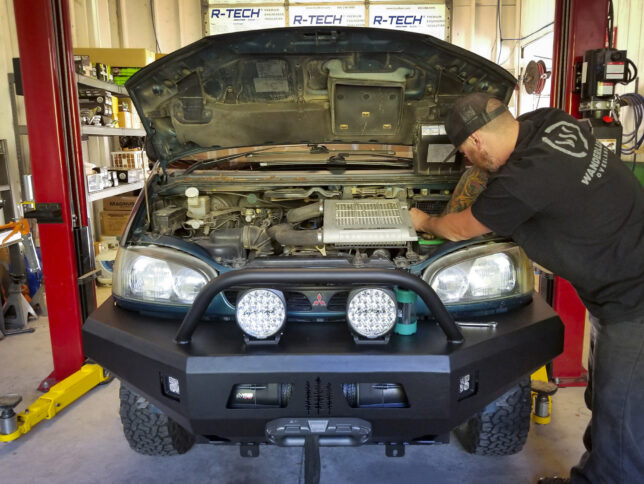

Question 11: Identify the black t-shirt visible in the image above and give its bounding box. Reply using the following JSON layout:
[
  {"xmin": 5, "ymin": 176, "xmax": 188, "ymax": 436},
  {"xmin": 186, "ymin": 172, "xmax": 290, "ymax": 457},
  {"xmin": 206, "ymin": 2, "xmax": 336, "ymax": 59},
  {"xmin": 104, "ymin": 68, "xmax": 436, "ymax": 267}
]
[{"xmin": 471, "ymin": 108, "xmax": 644, "ymax": 322}]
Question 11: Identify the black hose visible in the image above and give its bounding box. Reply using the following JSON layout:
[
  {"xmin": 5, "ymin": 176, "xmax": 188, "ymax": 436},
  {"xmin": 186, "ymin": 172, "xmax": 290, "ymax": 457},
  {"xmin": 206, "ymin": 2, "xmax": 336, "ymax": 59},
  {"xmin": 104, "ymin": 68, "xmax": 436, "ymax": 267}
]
[
  {"xmin": 286, "ymin": 201, "xmax": 323, "ymax": 224},
  {"xmin": 242, "ymin": 226, "xmax": 273, "ymax": 256},
  {"xmin": 268, "ymin": 224, "xmax": 322, "ymax": 247}
]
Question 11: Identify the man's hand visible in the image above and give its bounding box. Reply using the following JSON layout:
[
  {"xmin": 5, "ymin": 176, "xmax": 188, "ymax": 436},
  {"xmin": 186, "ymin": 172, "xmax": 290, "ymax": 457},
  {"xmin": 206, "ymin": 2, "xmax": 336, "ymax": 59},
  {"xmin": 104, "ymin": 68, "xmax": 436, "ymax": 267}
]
[
  {"xmin": 409, "ymin": 207, "xmax": 433, "ymax": 234},
  {"xmin": 408, "ymin": 207, "xmax": 491, "ymax": 241}
]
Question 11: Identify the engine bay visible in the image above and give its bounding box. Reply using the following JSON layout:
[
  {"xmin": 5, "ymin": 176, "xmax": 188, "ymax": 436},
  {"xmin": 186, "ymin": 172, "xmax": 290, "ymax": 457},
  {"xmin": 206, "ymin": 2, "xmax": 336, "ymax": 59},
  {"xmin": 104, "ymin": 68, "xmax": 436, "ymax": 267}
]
[{"xmin": 145, "ymin": 184, "xmax": 451, "ymax": 268}]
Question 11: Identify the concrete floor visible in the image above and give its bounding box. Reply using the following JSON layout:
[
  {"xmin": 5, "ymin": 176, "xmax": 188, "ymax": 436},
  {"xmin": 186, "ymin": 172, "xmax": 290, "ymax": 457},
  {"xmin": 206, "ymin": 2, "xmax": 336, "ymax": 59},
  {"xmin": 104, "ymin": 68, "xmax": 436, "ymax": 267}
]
[{"xmin": 0, "ymin": 289, "xmax": 589, "ymax": 484}]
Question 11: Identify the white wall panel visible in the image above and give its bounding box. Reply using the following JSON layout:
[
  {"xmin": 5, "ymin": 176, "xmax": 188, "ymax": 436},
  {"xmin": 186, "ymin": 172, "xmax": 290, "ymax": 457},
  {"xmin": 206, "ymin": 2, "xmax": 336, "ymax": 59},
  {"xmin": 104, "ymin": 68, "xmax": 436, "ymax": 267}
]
[
  {"xmin": 0, "ymin": 0, "xmax": 25, "ymax": 205},
  {"xmin": 612, "ymin": 0, "xmax": 644, "ymax": 162}
]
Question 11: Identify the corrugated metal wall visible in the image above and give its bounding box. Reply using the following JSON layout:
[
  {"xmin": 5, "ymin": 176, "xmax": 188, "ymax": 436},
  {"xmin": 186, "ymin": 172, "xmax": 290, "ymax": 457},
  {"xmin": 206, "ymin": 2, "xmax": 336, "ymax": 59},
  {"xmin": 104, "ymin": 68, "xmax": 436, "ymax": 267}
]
[{"xmin": 70, "ymin": 0, "xmax": 202, "ymax": 51}]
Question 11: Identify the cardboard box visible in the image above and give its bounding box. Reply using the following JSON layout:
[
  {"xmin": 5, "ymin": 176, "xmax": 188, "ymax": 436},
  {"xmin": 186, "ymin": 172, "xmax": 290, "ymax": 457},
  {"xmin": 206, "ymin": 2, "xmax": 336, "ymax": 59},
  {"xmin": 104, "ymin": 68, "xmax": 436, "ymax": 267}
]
[
  {"xmin": 73, "ymin": 48, "xmax": 156, "ymax": 68},
  {"xmin": 103, "ymin": 195, "xmax": 138, "ymax": 212},
  {"xmin": 74, "ymin": 55, "xmax": 91, "ymax": 75},
  {"xmin": 100, "ymin": 210, "xmax": 131, "ymax": 236}
]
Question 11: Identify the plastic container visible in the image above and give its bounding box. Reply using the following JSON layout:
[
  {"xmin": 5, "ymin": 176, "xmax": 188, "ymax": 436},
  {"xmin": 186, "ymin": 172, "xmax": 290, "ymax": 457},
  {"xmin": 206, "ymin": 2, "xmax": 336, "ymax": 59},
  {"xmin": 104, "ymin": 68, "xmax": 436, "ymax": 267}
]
[{"xmin": 111, "ymin": 150, "xmax": 147, "ymax": 169}]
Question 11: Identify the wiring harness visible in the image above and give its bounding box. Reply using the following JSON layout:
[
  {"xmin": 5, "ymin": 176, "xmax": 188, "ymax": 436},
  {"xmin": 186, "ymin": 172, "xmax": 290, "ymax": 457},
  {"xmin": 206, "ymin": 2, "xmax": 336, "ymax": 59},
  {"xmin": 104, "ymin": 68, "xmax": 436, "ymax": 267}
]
[{"xmin": 619, "ymin": 93, "xmax": 644, "ymax": 157}]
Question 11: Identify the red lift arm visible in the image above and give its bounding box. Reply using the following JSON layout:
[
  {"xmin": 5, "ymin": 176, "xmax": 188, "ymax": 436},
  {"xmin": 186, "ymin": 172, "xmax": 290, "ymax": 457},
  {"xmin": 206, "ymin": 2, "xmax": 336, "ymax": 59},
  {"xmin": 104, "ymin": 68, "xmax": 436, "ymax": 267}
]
[
  {"xmin": 14, "ymin": 0, "xmax": 96, "ymax": 385},
  {"xmin": 550, "ymin": 0, "xmax": 610, "ymax": 384}
]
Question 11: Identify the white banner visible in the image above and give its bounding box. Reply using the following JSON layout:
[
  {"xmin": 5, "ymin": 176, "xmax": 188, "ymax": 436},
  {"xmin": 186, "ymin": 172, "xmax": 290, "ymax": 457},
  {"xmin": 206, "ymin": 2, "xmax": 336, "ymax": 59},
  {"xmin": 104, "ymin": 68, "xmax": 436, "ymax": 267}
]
[
  {"xmin": 208, "ymin": 0, "xmax": 282, "ymax": 4},
  {"xmin": 289, "ymin": 5, "xmax": 365, "ymax": 27},
  {"xmin": 368, "ymin": 4, "xmax": 446, "ymax": 38},
  {"xmin": 208, "ymin": 6, "xmax": 286, "ymax": 34}
]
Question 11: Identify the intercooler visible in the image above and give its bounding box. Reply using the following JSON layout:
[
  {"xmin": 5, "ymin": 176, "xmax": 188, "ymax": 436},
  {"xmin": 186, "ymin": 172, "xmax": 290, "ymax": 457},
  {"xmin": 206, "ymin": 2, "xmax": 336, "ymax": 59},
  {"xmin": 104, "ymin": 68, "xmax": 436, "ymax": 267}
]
[{"xmin": 322, "ymin": 199, "xmax": 417, "ymax": 246}]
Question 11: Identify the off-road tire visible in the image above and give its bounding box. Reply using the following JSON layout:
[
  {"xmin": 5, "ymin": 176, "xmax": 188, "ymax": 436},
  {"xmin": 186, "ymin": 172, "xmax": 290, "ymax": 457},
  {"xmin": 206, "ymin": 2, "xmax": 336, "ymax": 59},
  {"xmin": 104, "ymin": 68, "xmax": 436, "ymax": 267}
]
[
  {"xmin": 456, "ymin": 376, "xmax": 532, "ymax": 456},
  {"xmin": 119, "ymin": 383, "xmax": 195, "ymax": 456}
]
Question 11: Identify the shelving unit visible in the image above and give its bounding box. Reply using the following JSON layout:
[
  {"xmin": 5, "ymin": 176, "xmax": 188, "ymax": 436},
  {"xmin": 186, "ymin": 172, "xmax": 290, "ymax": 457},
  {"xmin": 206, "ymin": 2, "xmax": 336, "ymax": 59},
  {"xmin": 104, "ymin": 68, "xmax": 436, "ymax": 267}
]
[
  {"xmin": 81, "ymin": 125, "xmax": 145, "ymax": 137},
  {"xmin": 76, "ymin": 74, "xmax": 146, "ymax": 242},
  {"xmin": 75, "ymin": 73, "xmax": 129, "ymax": 96}
]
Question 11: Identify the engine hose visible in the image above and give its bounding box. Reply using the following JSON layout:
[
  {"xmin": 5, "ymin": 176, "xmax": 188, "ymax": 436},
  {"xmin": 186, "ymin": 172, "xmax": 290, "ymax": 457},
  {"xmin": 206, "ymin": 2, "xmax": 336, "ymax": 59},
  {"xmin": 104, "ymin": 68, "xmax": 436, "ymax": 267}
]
[
  {"xmin": 268, "ymin": 224, "xmax": 323, "ymax": 247},
  {"xmin": 242, "ymin": 226, "xmax": 273, "ymax": 256},
  {"xmin": 286, "ymin": 201, "xmax": 324, "ymax": 224}
]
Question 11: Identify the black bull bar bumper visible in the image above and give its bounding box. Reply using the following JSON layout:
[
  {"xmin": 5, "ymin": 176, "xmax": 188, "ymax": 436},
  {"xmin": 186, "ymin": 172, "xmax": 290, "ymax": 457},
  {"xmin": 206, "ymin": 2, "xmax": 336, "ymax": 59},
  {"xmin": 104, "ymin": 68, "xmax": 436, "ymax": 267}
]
[{"xmin": 83, "ymin": 267, "xmax": 564, "ymax": 444}]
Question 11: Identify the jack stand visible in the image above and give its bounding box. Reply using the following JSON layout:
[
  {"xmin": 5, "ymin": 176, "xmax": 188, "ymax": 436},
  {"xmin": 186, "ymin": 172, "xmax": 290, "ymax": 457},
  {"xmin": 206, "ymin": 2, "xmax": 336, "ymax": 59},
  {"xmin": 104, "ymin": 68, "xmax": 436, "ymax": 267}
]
[
  {"xmin": 531, "ymin": 366, "xmax": 559, "ymax": 425},
  {"xmin": 1, "ymin": 273, "xmax": 37, "ymax": 336},
  {"xmin": 303, "ymin": 435, "xmax": 321, "ymax": 484},
  {"xmin": 0, "ymin": 363, "xmax": 111, "ymax": 442},
  {"xmin": 0, "ymin": 395, "xmax": 22, "ymax": 435},
  {"xmin": 30, "ymin": 283, "xmax": 47, "ymax": 316}
]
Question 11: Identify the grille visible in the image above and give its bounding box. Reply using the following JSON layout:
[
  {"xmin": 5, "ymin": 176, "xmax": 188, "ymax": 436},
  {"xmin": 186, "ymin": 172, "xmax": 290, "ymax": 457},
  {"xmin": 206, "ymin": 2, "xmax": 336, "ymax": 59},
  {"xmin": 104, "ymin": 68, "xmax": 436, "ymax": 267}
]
[
  {"xmin": 335, "ymin": 200, "xmax": 403, "ymax": 228},
  {"xmin": 224, "ymin": 291, "xmax": 312, "ymax": 311},
  {"xmin": 305, "ymin": 378, "xmax": 333, "ymax": 416},
  {"xmin": 327, "ymin": 292, "xmax": 348, "ymax": 311},
  {"xmin": 414, "ymin": 200, "xmax": 448, "ymax": 215}
]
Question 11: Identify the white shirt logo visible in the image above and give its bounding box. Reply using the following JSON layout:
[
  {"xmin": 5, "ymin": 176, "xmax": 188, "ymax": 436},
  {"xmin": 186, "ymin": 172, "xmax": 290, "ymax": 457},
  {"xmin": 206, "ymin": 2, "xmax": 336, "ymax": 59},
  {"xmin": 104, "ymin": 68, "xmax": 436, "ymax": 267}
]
[{"xmin": 542, "ymin": 121, "xmax": 589, "ymax": 158}]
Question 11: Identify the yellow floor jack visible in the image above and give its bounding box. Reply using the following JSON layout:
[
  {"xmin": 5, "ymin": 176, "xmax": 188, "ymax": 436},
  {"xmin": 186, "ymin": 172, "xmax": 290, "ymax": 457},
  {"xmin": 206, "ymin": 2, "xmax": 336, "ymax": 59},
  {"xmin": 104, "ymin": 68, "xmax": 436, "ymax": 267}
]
[
  {"xmin": 0, "ymin": 364, "xmax": 111, "ymax": 442},
  {"xmin": 531, "ymin": 366, "xmax": 559, "ymax": 425}
]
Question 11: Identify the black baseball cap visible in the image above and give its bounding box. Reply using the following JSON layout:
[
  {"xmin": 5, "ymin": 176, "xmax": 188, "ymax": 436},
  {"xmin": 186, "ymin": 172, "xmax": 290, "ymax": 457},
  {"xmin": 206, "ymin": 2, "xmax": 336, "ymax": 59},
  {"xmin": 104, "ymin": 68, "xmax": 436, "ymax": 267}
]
[{"xmin": 440, "ymin": 93, "xmax": 509, "ymax": 162}]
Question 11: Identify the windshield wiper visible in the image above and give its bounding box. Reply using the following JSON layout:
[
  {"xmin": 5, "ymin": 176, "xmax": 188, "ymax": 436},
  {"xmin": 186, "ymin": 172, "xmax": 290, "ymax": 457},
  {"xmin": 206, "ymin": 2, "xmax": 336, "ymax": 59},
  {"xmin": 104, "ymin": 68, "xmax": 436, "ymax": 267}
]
[
  {"xmin": 182, "ymin": 147, "xmax": 275, "ymax": 175},
  {"xmin": 327, "ymin": 152, "xmax": 413, "ymax": 163}
]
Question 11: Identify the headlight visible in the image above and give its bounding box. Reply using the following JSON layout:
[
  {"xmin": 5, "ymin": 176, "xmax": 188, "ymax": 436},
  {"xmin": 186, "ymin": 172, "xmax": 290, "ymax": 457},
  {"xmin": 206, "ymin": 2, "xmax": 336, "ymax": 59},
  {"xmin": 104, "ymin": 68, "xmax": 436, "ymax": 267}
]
[
  {"xmin": 236, "ymin": 289, "xmax": 286, "ymax": 339},
  {"xmin": 422, "ymin": 243, "xmax": 532, "ymax": 305},
  {"xmin": 113, "ymin": 246, "xmax": 217, "ymax": 305},
  {"xmin": 346, "ymin": 288, "xmax": 397, "ymax": 339}
]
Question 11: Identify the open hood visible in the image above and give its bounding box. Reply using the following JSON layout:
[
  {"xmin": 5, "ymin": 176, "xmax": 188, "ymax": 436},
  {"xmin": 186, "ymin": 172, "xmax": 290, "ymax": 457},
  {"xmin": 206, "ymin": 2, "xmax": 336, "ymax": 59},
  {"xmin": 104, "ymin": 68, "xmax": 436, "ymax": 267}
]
[{"xmin": 126, "ymin": 27, "xmax": 516, "ymax": 167}]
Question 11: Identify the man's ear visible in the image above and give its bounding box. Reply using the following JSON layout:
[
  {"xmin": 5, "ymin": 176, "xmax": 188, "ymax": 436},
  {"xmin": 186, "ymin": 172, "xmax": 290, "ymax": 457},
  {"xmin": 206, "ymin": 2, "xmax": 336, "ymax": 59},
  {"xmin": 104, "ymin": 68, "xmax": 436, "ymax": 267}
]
[{"xmin": 469, "ymin": 132, "xmax": 483, "ymax": 150}]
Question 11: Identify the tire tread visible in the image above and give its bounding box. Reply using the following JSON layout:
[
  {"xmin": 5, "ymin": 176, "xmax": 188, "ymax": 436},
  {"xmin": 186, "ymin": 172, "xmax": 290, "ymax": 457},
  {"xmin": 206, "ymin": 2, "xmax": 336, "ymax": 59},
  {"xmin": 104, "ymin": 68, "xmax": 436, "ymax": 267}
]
[
  {"xmin": 456, "ymin": 377, "xmax": 532, "ymax": 456},
  {"xmin": 119, "ymin": 383, "xmax": 195, "ymax": 456}
]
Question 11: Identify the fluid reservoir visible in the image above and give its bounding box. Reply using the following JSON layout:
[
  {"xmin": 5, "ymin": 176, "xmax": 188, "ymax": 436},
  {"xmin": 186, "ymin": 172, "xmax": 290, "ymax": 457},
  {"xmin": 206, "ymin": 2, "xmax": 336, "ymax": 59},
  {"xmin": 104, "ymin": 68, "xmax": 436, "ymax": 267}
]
[{"xmin": 185, "ymin": 187, "xmax": 211, "ymax": 218}]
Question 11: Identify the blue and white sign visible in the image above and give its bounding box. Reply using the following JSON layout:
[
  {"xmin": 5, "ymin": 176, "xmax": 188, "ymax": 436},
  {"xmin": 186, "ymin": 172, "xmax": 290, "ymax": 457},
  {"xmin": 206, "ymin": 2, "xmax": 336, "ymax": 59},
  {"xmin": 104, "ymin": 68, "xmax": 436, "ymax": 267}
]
[
  {"xmin": 369, "ymin": 4, "xmax": 446, "ymax": 38},
  {"xmin": 208, "ymin": 6, "xmax": 286, "ymax": 34},
  {"xmin": 289, "ymin": 4, "xmax": 365, "ymax": 26}
]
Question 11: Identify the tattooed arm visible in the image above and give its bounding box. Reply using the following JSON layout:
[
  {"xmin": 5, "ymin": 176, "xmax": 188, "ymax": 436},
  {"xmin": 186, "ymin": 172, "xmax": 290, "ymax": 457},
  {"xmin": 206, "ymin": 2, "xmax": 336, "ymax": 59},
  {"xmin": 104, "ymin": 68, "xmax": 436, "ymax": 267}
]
[
  {"xmin": 442, "ymin": 166, "xmax": 489, "ymax": 214},
  {"xmin": 408, "ymin": 166, "xmax": 492, "ymax": 241}
]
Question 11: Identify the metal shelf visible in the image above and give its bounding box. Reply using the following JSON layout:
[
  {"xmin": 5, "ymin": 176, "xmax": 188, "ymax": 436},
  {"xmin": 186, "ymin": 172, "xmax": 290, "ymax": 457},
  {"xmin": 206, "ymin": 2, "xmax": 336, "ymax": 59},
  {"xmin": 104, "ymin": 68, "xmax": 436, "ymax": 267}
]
[
  {"xmin": 76, "ymin": 73, "xmax": 130, "ymax": 96},
  {"xmin": 81, "ymin": 125, "xmax": 146, "ymax": 137},
  {"xmin": 88, "ymin": 181, "xmax": 143, "ymax": 202}
]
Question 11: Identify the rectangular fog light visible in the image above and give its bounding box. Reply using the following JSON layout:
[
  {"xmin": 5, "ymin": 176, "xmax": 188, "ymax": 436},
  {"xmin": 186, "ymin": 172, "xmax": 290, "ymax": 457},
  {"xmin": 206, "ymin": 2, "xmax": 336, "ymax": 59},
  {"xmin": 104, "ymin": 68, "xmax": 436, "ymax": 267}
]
[
  {"xmin": 456, "ymin": 372, "xmax": 478, "ymax": 401},
  {"xmin": 161, "ymin": 374, "xmax": 181, "ymax": 400}
]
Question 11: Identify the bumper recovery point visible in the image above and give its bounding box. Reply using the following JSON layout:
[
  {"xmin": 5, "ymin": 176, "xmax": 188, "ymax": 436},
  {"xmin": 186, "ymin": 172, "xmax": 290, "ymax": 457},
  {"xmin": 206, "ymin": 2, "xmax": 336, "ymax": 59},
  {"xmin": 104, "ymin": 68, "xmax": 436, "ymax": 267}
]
[
  {"xmin": 265, "ymin": 418, "xmax": 371, "ymax": 484},
  {"xmin": 266, "ymin": 417, "xmax": 371, "ymax": 447}
]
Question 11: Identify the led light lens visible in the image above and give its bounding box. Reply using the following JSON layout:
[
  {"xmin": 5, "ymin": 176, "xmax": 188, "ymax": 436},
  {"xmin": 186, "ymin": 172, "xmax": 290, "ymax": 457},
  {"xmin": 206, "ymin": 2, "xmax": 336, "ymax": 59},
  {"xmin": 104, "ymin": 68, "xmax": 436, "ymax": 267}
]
[
  {"xmin": 347, "ymin": 288, "xmax": 397, "ymax": 339},
  {"xmin": 236, "ymin": 289, "xmax": 286, "ymax": 339},
  {"xmin": 167, "ymin": 376, "xmax": 180, "ymax": 395}
]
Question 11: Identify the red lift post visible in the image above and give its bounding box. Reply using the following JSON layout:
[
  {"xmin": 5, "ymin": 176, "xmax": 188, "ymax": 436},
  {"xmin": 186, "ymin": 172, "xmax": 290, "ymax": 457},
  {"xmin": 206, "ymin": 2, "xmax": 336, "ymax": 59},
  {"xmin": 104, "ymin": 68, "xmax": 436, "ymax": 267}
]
[
  {"xmin": 13, "ymin": 0, "xmax": 96, "ymax": 386},
  {"xmin": 550, "ymin": 0, "xmax": 610, "ymax": 385}
]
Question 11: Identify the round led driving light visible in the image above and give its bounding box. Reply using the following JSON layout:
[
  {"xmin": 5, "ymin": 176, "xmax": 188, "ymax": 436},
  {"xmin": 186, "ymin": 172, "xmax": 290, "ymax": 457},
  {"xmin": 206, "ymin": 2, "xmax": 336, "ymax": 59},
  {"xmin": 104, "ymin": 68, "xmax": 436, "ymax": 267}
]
[
  {"xmin": 236, "ymin": 289, "xmax": 286, "ymax": 339},
  {"xmin": 347, "ymin": 288, "xmax": 397, "ymax": 339}
]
